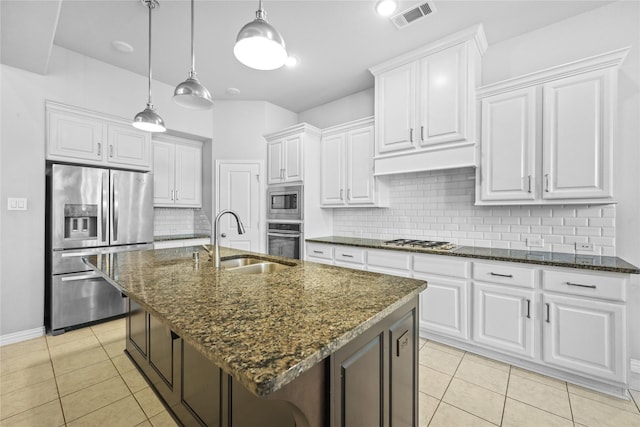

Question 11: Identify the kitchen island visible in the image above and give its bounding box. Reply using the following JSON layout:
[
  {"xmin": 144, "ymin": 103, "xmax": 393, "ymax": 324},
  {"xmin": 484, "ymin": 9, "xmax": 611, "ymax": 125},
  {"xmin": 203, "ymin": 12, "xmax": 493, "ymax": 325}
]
[{"xmin": 87, "ymin": 246, "xmax": 427, "ymax": 427}]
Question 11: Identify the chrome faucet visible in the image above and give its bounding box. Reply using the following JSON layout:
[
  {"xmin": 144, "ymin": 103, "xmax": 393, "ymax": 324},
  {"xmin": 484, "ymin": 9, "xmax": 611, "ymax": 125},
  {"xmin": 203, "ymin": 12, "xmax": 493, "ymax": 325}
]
[{"xmin": 212, "ymin": 210, "xmax": 246, "ymax": 268}]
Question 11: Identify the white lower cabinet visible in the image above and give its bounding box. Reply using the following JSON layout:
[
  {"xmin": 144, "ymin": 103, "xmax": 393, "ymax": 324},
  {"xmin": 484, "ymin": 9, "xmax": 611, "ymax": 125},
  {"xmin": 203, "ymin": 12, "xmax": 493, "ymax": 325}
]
[
  {"xmin": 472, "ymin": 282, "xmax": 535, "ymax": 359},
  {"xmin": 542, "ymin": 293, "xmax": 626, "ymax": 383},
  {"xmin": 418, "ymin": 274, "xmax": 469, "ymax": 341},
  {"xmin": 305, "ymin": 243, "xmax": 334, "ymax": 266}
]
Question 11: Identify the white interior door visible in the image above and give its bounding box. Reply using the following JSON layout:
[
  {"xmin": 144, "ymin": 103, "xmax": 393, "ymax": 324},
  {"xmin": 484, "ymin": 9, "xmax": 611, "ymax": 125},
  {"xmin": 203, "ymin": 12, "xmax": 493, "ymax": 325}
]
[{"xmin": 216, "ymin": 161, "xmax": 263, "ymax": 253}]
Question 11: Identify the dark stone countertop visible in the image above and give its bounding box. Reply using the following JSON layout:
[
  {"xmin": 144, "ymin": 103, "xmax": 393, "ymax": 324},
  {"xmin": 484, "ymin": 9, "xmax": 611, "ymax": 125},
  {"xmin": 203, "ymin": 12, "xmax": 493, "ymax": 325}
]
[
  {"xmin": 86, "ymin": 246, "xmax": 426, "ymax": 397},
  {"xmin": 305, "ymin": 236, "xmax": 640, "ymax": 274},
  {"xmin": 153, "ymin": 233, "xmax": 210, "ymax": 242}
]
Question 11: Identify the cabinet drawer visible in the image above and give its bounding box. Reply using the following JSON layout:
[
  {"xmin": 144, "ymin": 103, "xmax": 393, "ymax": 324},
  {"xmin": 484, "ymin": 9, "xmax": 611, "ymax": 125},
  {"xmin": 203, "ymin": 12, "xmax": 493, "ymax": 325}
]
[
  {"xmin": 473, "ymin": 262, "xmax": 536, "ymax": 288},
  {"xmin": 335, "ymin": 247, "xmax": 365, "ymax": 264},
  {"xmin": 542, "ymin": 270, "xmax": 626, "ymax": 302},
  {"xmin": 306, "ymin": 243, "xmax": 333, "ymax": 260},
  {"xmin": 367, "ymin": 249, "xmax": 411, "ymax": 271},
  {"xmin": 413, "ymin": 254, "xmax": 469, "ymax": 278}
]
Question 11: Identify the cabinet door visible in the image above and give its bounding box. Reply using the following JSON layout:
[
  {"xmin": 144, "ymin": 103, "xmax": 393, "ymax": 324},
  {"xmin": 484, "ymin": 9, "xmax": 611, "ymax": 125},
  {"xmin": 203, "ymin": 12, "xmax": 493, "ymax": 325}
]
[
  {"xmin": 128, "ymin": 300, "xmax": 147, "ymax": 357},
  {"xmin": 47, "ymin": 109, "xmax": 105, "ymax": 162},
  {"xmin": 418, "ymin": 43, "xmax": 467, "ymax": 146},
  {"xmin": 542, "ymin": 294, "xmax": 625, "ymax": 382},
  {"xmin": 148, "ymin": 315, "xmax": 175, "ymax": 389},
  {"xmin": 320, "ymin": 134, "xmax": 345, "ymax": 206},
  {"xmin": 418, "ymin": 274, "xmax": 469, "ymax": 341},
  {"xmin": 107, "ymin": 124, "xmax": 151, "ymax": 170},
  {"xmin": 283, "ymin": 135, "xmax": 303, "ymax": 182},
  {"xmin": 174, "ymin": 143, "xmax": 202, "ymax": 207},
  {"xmin": 480, "ymin": 88, "xmax": 538, "ymax": 201},
  {"xmin": 333, "ymin": 333, "xmax": 385, "ymax": 427},
  {"xmin": 542, "ymin": 69, "xmax": 613, "ymax": 199},
  {"xmin": 267, "ymin": 139, "xmax": 284, "ymax": 184},
  {"xmin": 346, "ymin": 125, "xmax": 375, "ymax": 205},
  {"xmin": 472, "ymin": 282, "xmax": 535, "ymax": 358},
  {"xmin": 152, "ymin": 141, "xmax": 175, "ymax": 206},
  {"xmin": 376, "ymin": 62, "xmax": 416, "ymax": 153}
]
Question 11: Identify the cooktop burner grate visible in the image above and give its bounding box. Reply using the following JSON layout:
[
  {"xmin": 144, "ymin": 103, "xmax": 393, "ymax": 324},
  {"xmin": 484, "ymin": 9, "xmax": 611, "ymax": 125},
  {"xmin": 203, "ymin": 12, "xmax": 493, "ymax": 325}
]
[{"xmin": 382, "ymin": 239, "xmax": 456, "ymax": 251}]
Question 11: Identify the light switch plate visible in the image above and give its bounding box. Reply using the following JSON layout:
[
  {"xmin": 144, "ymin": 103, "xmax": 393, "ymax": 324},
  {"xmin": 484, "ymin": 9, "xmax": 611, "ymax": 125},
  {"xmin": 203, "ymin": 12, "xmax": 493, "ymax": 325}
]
[{"xmin": 7, "ymin": 197, "xmax": 27, "ymax": 211}]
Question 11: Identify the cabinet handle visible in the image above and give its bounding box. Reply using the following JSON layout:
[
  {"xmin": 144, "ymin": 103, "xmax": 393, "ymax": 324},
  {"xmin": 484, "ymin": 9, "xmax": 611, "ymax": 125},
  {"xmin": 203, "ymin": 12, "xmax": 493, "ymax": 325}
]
[
  {"xmin": 109, "ymin": 145, "xmax": 114, "ymax": 158},
  {"xmin": 347, "ymin": 188, "xmax": 351, "ymax": 200},
  {"xmin": 175, "ymin": 190, "xmax": 179, "ymax": 200},
  {"xmin": 526, "ymin": 299, "xmax": 531, "ymax": 319},
  {"xmin": 339, "ymin": 189, "xmax": 344, "ymax": 201},
  {"xmin": 420, "ymin": 126, "xmax": 424, "ymax": 142},
  {"xmin": 489, "ymin": 272, "xmax": 513, "ymax": 278},
  {"xmin": 409, "ymin": 128, "xmax": 414, "ymax": 143},
  {"xmin": 527, "ymin": 175, "xmax": 532, "ymax": 193},
  {"xmin": 545, "ymin": 303, "xmax": 550, "ymax": 323},
  {"xmin": 566, "ymin": 281, "xmax": 597, "ymax": 289},
  {"xmin": 313, "ymin": 250, "xmax": 324, "ymax": 254},
  {"xmin": 171, "ymin": 190, "xmax": 174, "ymax": 201},
  {"xmin": 341, "ymin": 254, "xmax": 354, "ymax": 258},
  {"xmin": 544, "ymin": 174, "xmax": 550, "ymax": 192},
  {"xmin": 97, "ymin": 142, "xmax": 102, "ymax": 156}
]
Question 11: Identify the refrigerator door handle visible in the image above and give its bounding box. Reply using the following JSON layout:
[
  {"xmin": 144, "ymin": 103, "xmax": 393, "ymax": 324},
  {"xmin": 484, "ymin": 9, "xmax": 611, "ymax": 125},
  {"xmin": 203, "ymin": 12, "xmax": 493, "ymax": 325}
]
[
  {"xmin": 112, "ymin": 173, "xmax": 119, "ymax": 242},
  {"xmin": 101, "ymin": 172, "xmax": 108, "ymax": 243}
]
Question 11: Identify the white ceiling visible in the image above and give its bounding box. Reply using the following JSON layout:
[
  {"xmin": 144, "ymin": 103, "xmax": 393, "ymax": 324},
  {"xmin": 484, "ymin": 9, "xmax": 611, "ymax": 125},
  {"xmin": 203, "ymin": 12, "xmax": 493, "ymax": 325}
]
[{"xmin": 1, "ymin": 0, "xmax": 613, "ymax": 112}]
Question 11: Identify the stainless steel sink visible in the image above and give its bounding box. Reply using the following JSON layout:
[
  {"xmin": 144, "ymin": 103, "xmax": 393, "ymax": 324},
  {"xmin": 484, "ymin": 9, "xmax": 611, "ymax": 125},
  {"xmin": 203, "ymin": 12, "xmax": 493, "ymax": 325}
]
[{"xmin": 220, "ymin": 256, "xmax": 292, "ymax": 274}]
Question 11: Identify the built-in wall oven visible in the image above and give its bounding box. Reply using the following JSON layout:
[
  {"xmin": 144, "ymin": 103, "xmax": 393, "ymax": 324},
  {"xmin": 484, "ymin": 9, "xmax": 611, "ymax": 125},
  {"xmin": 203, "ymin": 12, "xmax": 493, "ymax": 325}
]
[
  {"xmin": 267, "ymin": 222, "xmax": 303, "ymax": 260},
  {"xmin": 267, "ymin": 185, "xmax": 303, "ymax": 221}
]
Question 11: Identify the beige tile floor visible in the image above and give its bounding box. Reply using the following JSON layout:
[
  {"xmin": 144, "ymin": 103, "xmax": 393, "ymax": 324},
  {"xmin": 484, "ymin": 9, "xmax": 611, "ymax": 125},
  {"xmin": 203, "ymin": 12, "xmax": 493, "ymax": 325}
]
[{"xmin": 1, "ymin": 319, "xmax": 639, "ymax": 426}]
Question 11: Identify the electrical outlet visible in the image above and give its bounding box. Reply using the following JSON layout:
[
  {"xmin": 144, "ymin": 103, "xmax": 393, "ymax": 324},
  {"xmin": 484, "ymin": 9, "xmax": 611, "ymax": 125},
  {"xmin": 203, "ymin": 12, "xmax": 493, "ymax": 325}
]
[
  {"xmin": 575, "ymin": 242, "xmax": 594, "ymax": 251},
  {"xmin": 526, "ymin": 237, "xmax": 544, "ymax": 248}
]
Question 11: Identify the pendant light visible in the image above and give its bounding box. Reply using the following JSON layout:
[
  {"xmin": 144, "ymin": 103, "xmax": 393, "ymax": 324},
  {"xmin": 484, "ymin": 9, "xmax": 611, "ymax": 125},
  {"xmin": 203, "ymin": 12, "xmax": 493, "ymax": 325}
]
[
  {"xmin": 133, "ymin": 0, "xmax": 166, "ymax": 133},
  {"xmin": 234, "ymin": 0, "xmax": 287, "ymax": 71},
  {"xmin": 173, "ymin": 0, "xmax": 213, "ymax": 109}
]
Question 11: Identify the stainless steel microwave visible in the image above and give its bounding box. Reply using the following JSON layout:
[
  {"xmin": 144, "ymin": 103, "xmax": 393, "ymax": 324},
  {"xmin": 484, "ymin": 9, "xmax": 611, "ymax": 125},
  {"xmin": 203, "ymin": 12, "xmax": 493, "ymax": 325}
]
[{"xmin": 267, "ymin": 185, "xmax": 303, "ymax": 220}]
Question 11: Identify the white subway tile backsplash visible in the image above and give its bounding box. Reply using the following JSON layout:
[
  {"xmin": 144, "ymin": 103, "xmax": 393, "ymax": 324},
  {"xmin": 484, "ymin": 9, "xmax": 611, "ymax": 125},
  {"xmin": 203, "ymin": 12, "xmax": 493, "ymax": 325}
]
[{"xmin": 333, "ymin": 168, "xmax": 616, "ymax": 255}]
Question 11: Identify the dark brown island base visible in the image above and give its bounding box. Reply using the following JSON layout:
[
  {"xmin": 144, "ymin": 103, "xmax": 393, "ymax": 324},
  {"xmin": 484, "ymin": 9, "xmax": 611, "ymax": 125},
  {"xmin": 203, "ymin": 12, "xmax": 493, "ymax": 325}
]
[{"xmin": 87, "ymin": 246, "xmax": 427, "ymax": 427}]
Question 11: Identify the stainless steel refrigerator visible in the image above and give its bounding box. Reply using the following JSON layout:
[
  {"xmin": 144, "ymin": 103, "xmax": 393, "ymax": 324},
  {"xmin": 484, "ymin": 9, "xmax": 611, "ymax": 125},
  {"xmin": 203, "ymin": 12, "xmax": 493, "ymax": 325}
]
[{"xmin": 46, "ymin": 164, "xmax": 153, "ymax": 334}]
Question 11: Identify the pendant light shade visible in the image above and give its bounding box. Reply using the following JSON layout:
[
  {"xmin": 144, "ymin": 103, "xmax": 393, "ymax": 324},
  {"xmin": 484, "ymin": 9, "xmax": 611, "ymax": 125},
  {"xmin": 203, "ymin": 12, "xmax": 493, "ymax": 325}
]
[
  {"xmin": 133, "ymin": 0, "xmax": 166, "ymax": 133},
  {"xmin": 234, "ymin": 0, "xmax": 287, "ymax": 71},
  {"xmin": 173, "ymin": 0, "xmax": 213, "ymax": 109}
]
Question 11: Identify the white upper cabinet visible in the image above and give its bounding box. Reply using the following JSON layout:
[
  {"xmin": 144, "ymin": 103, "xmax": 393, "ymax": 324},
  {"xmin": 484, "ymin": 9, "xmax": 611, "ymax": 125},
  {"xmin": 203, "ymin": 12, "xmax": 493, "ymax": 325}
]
[
  {"xmin": 479, "ymin": 87, "xmax": 538, "ymax": 201},
  {"xmin": 477, "ymin": 48, "xmax": 628, "ymax": 205},
  {"xmin": 266, "ymin": 133, "xmax": 304, "ymax": 184},
  {"xmin": 152, "ymin": 135, "xmax": 202, "ymax": 208},
  {"xmin": 46, "ymin": 101, "xmax": 151, "ymax": 171},
  {"xmin": 418, "ymin": 43, "xmax": 468, "ymax": 146},
  {"xmin": 370, "ymin": 25, "xmax": 486, "ymax": 175},
  {"xmin": 320, "ymin": 117, "xmax": 387, "ymax": 207},
  {"xmin": 542, "ymin": 70, "xmax": 613, "ymax": 200},
  {"xmin": 376, "ymin": 63, "xmax": 416, "ymax": 153}
]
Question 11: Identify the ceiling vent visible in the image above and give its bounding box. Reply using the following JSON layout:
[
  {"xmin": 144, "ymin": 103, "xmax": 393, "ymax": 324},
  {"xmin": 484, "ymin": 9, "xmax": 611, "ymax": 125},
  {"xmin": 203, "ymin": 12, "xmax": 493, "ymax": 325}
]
[{"xmin": 391, "ymin": 1, "xmax": 437, "ymax": 29}]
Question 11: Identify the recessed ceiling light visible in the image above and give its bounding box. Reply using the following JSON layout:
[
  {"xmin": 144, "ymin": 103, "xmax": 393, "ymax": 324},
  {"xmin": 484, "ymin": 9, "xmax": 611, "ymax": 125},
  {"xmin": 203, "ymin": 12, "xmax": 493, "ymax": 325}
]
[
  {"xmin": 285, "ymin": 56, "xmax": 298, "ymax": 67},
  {"xmin": 226, "ymin": 87, "xmax": 241, "ymax": 95},
  {"xmin": 375, "ymin": 0, "xmax": 398, "ymax": 16},
  {"xmin": 111, "ymin": 40, "xmax": 134, "ymax": 54}
]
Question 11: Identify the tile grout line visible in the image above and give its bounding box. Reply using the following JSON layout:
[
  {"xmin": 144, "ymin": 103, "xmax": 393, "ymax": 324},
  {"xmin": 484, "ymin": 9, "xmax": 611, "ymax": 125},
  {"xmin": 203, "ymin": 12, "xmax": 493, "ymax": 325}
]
[
  {"xmin": 45, "ymin": 333, "xmax": 68, "ymax": 427},
  {"xmin": 500, "ymin": 365, "xmax": 512, "ymax": 426}
]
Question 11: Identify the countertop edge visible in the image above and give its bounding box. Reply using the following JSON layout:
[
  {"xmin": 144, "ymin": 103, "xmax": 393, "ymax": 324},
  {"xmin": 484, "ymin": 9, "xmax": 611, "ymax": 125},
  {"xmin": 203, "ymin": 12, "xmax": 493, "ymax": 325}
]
[{"xmin": 306, "ymin": 237, "xmax": 640, "ymax": 274}]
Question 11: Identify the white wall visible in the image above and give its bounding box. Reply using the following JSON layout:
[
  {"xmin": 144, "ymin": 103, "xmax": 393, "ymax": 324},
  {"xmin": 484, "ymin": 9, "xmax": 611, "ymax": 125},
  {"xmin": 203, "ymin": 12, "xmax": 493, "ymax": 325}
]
[
  {"xmin": 297, "ymin": 88, "xmax": 374, "ymax": 129},
  {"xmin": 0, "ymin": 46, "xmax": 212, "ymax": 337}
]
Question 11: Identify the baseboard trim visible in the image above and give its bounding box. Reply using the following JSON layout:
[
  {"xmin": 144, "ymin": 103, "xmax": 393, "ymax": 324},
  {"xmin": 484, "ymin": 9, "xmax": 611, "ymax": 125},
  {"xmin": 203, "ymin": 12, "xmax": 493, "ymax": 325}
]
[
  {"xmin": 631, "ymin": 359, "xmax": 640, "ymax": 374},
  {"xmin": 0, "ymin": 326, "xmax": 45, "ymax": 346}
]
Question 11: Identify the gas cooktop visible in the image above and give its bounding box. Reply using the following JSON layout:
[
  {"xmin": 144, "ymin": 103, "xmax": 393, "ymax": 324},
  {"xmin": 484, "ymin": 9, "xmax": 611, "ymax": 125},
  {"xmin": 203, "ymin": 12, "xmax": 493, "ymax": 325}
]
[{"xmin": 381, "ymin": 239, "xmax": 457, "ymax": 252}]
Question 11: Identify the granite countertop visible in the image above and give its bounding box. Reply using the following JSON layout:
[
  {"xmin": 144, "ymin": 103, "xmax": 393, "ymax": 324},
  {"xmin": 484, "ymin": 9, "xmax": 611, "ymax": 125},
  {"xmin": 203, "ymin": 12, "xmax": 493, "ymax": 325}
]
[
  {"xmin": 306, "ymin": 236, "xmax": 640, "ymax": 274},
  {"xmin": 153, "ymin": 233, "xmax": 210, "ymax": 242},
  {"xmin": 86, "ymin": 247, "xmax": 426, "ymax": 397}
]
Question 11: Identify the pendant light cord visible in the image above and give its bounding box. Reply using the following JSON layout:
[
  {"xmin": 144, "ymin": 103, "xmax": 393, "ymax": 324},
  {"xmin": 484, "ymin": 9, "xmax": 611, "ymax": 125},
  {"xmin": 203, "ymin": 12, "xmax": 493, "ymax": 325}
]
[
  {"xmin": 147, "ymin": 0, "xmax": 153, "ymax": 106},
  {"xmin": 190, "ymin": 0, "xmax": 195, "ymax": 74}
]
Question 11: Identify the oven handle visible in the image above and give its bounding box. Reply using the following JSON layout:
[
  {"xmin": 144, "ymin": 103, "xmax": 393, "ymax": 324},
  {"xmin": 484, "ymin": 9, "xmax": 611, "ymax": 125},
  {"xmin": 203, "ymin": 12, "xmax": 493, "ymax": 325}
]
[{"xmin": 267, "ymin": 232, "xmax": 302, "ymax": 237}]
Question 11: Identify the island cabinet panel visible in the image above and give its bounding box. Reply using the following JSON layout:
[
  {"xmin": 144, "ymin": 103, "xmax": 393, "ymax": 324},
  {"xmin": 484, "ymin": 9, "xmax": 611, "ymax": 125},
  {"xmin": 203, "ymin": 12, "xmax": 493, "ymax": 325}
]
[
  {"xmin": 331, "ymin": 297, "xmax": 418, "ymax": 427},
  {"xmin": 128, "ymin": 300, "xmax": 147, "ymax": 357},
  {"xmin": 149, "ymin": 315, "xmax": 175, "ymax": 389},
  {"xmin": 181, "ymin": 340, "xmax": 222, "ymax": 426},
  {"xmin": 228, "ymin": 377, "xmax": 296, "ymax": 427}
]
